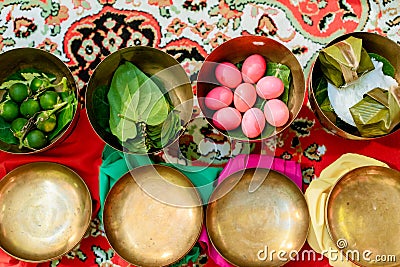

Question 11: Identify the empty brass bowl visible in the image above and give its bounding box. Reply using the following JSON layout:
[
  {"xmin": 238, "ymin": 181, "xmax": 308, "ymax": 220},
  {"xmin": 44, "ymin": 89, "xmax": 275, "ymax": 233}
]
[
  {"xmin": 0, "ymin": 162, "xmax": 92, "ymax": 262},
  {"xmin": 326, "ymin": 166, "xmax": 400, "ymax": 267},
  {"xmin": 309, "ymin": 32, "xmax": 400, "ymax": 140},
  {"xmin": 103, "ymin": 164, "xmax": 203, "ymax": 267},
  {"xmin": 197, "ymin": 35, "xmax": 305, "ymax": 142},
  {"xmin": 0, "ymin": 48, "xmax": 80, "ymax": 153},
  {"xmin": 85, "ymin": 46, "xmax": 193, "ymax": 154},
  {"xmin": 206, "ymin": 168, "xmax": 309, "ymax": 267}
]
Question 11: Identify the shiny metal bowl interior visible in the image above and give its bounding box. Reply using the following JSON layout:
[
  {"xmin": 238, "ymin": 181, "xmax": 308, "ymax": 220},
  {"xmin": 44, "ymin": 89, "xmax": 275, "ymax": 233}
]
[
  {"xmin": 0, "ymin": 162, "xmax": 92, "ymax": 262},
  {"xmin": 103, "ymin": 164, "xmax": 203, "ymax": 267},
  {"xmin": 206, "ymin": 168, "xmax": 309, "ymax": 267},
  {"xmin": 309, "ymin": 32, "xmax": 400, "ymax": 140},
  {"xmin": 0, "ymin": 47, "xmax": 79, "ymax": 153},
  {"xmin": 326, "ymin": 166, "xmax": 400, "ymax": 267},
  {"xmin": 197, "ymin": 35, "xmax": 305, "ymax": 142},
  {"xmin": 85, "ymin": 46, "xmax": 193, "ymax": 153}
]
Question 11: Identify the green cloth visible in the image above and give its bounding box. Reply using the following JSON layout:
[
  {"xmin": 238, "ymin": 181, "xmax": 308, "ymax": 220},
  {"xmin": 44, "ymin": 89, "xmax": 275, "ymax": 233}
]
[{"xmin": 98, "ymin": 145, "xmax": 222, "ymax": 266}]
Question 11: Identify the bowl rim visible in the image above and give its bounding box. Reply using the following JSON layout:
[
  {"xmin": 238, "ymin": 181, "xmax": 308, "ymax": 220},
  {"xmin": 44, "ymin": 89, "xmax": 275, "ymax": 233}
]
[
  {"xmin": 85, "ymin": 45, "xmax": 194, "ymax": 155},
  {"xmin": 196, "ymin": 35, "xmax": 306, "ymax": 142}
]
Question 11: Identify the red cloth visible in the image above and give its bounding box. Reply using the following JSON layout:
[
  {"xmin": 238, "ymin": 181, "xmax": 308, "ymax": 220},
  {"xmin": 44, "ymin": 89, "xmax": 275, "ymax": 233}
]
[
  {"xmin": 0, "ymin": 108, "xmax": 106, "ymax": 267},
  {"xmin": 2, "ymin": 106, "xmax": 400, "ymax": 267}
]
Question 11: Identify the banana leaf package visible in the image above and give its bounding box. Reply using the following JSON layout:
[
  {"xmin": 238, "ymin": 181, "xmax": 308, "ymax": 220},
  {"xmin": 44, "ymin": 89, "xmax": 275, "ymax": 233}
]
[
  {"xmin": 318, "ymin": 36, "xmax": 375, "ymax": 87},
  {"xmin": 350, "ymin": 87, "xmax": 400, "ymax": 137}
]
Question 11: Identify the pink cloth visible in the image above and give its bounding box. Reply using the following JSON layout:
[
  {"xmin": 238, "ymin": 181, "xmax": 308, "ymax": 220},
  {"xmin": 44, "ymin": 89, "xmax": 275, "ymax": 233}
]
[{"xmin": 199, "ymin": 154, "xmax": 303, "ymax": 267}]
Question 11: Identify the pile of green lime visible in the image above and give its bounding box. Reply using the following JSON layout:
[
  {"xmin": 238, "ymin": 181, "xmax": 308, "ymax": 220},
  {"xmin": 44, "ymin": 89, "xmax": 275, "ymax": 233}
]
[{"xmin": 0, "ymin": 69, "xmax": 77, "ymax": 151}]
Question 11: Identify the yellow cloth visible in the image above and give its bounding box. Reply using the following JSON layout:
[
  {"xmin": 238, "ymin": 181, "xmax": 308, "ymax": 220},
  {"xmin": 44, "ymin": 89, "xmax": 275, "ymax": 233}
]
[{"xmin": 305, "ymin": 153, "xmax": 389, "ymax": 267}]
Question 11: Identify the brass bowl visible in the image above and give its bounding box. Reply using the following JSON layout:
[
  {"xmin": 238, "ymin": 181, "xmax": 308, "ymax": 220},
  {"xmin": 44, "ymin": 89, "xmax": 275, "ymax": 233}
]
[
  {"xmin": 85, "ymin": 46, "xmax": 193, "ymax": 154},
  {"xmin": 0, "ymin": 47, "xmax": 80, "ymax": 153},
  {"xmin": 197, "ymin": 35, "xmax": 305, "ymax": 142},
  {"xmin": 309, "ymin": 32, "xmax": 400, "ymax": 140},
  {"xmin": 326, "ymin": 166, "xmax": 400, "ymax": 267},
  {"xmin": 103, "ymin": 164, "xmax": 203, "ymax": 267},
  {"xmin": 206, "ymin": 168, "xmax": 309, "ymax": 267},
  {"xmin": 0, "ymin": 162, "xmax": 92, "ymax": 262}
]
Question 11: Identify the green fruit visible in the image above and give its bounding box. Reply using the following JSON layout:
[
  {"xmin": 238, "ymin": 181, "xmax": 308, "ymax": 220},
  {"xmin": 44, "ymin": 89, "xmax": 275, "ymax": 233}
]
[
  {"xmin": 24, "ymin": 129, "xmax": 47, "ymax": 149},
  {"xmin": 20, "ymin": 99, "xmax": 40, "ymax": 118},
  {"xmin": 0, "ymin": 100, "xmax": 19, "ymax": 122},
  {"xmin": 11, "ymin": 117, "xmax": 28, "ymax": 133},
  {"xmin": 37, "ymin": 113, "xmax": 57, "ymax": 133},
  {"xmin": 9, "ymin": 83, "xmax": 29, "ymax": 103},
  {"xmin": 39, "ymin": 91, "xmax": 58, "ymax": 110},
  {"xmin": 30, "ymin": 77, "xmax": 44, "ymax": 92}
]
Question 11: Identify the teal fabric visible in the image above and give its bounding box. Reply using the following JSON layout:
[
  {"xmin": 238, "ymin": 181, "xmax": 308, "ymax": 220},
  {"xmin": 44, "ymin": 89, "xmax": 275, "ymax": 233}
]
[
  {"xmin": 98, "ymin": 145, "xmax": 223, "ymax": 266},
  {"xmin": 99, "ymin": 145, "xmax": 223, "ymax": 218}
]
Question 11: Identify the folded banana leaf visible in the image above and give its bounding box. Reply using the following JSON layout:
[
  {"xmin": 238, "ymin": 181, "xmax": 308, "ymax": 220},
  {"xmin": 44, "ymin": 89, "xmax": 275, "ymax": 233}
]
[
  {"xmin": 349, "ymin": 87, "xmax": 400, "ymax": 137},
  {"xmin": 318, "ymin": 36, "xmax": 375, "ymax": 87}
]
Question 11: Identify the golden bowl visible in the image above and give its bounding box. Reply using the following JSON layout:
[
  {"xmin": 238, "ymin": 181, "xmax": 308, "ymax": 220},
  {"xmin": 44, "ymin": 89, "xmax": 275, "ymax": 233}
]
[
  {"xmin": 85, "ymin": 46, "xmax": 193, "ymax": 154},
  {"xmin": 326, "ymin": 166, "xmax": 400, "ymax": 267},
  {"xmin": 0, "ymin": 162, "xmax": 92, "ymax": 262},
  {"xmin": 103, "ymin": 164, "xmax": 203, "ymax": 267},
  {"xmin": 197, "ymin": 35, "xmax": 305, "ymax": 142},
  {"xmin": 0, "ymin": 47, "xmax": 79, "ymax": 153},
  {"xmin": 206, "ymin": 168, "xmax": 309, "ymax": 267},
  {"xmin": 309, "ymin": 32, "xmax": 400, "ymax": 140}
]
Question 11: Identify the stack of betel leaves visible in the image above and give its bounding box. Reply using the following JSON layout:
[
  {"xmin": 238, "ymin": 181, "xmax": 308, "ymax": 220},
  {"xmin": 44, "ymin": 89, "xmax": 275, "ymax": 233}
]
[
  {"xmin": 315, "ymin": 36, "xmax": 400, "ymax": 137},
  {"xmin": 0, "ymin": 69, "xmax": 77, "ymax": 150},
  {"xmin": 93, "ymin": 61, "xmax": 182, "ymax": 154}
]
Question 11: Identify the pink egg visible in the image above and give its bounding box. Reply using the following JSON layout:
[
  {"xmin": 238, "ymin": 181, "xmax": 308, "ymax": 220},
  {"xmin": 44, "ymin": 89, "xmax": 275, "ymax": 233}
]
[
  {"xmin": 241, "ymin": 108, "xmax": 266, "ymax": 138},
  {"xmin": 205, "ymin": 86, "xmax": 233, "ymax": 110},
  {"xmin": 212, "ymin": 107, "xmax": 242, "ymax": 131},
  {"xmin": 241, "ymin": 54, "xmax": 267, "ymax": 83},
  {"xmin": 264, "ymin": 99, "xmax": 290, "ymax": 127},
  {"xmin": 215, "ymin": 62, "xmax": 242, "ymax": 88},
  {"xmin": 234, "ymin": 83, "xmax": 257, "ymax": 113},
  {"xmin": 256, "ymin": 76, "xmax": 284, "ymax": 99}
]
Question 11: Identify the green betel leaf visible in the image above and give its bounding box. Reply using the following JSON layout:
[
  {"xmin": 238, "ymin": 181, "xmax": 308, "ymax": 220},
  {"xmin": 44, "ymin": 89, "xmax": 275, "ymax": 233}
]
[
  {"xmin": 6, "ymin": 68, "xmax": 56, "ymax": 82},
  {"xmin": 107, "ymin": 62, "xmax": 169, "ymax": 142},
  {"xmin": 320, "ymin": 97, "xmax": 334, "ymax": 112},
  {"xmin": 108, "ymin": 62, "xmax": 140, "ymax": 141},
  {"xmin": 0, "ymin": 116, "xmax": 18, "ymax": 145},
  {"xmin": 266, "ymin": 62, "xmax": 291, "ymax": 104},
  {"xmin": 132, "ymin": 66, "xmax": 169, "ymax": 126}
]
